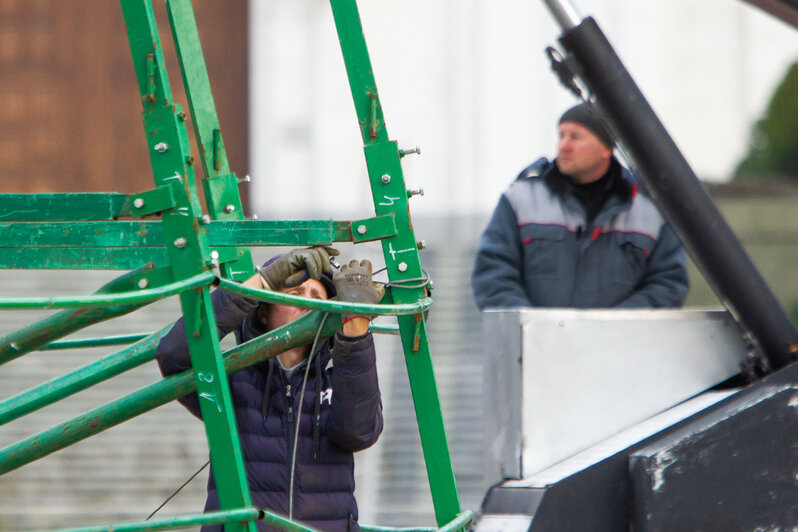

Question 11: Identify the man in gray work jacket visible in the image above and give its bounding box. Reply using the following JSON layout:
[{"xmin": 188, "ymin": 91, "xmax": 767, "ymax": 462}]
[{"xmin": 472, "ymin": 103, "xmax": 689, "ymax": 310}]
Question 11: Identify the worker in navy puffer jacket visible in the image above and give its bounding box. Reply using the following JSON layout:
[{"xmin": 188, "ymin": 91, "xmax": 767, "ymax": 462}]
[
  {"xmin": 156, "ymin": 246, "xmax": 384, "ymax": 532},
  {"xmin": 472, "ymin": 103, "xmax": 688, "ymax": 310}
]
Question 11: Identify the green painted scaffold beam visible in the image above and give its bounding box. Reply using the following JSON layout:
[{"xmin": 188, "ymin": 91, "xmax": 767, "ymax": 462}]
[
  {"xmin": 165, "ymin": 0, "xmax": 255, "ymax": 282},
  {"xmin": 329, "ymin": 0, "xmax": 463, "ymax": 526},
  {"xmin": 120, "ymin": 1, "xmax": 255, "ymax": 529}
]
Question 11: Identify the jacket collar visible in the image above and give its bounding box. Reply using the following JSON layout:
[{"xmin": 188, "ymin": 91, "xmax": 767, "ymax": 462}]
[
  {"xmin": 259, "ymin": 336, "xmax": 333, "ymax": 378},
  {"xmin": 542, "ymin": 156, "xmax": 633, "ymax": 204}
]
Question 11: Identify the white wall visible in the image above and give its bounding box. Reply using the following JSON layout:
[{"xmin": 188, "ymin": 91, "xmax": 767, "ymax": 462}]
[{"xmin": 249, "ymin": 0, "xmax": 798, "ymax": 217}]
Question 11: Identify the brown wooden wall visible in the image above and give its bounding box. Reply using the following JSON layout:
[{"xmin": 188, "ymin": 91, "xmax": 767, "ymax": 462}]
[{"xmin": 0, "ymin": 0, "xmax": 249, "ymax": 205}]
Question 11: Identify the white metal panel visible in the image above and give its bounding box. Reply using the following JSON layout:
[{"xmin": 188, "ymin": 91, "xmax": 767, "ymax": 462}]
[
  {"xmin": 519, "ymin": 309, "xmax": 747, "ymax": 475},
  {"xmin": 482, "ymin": 308, "xmax": 749, "ymax": 484}
]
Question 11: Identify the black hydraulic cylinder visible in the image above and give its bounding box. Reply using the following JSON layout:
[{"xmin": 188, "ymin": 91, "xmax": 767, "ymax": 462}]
[
  {"xmin": 741, "ymin": 0, "xmax": 798, "ymax": 29},
  {"xmin": 558, "ymin": 17, "xmax": 798, "ymax": 370}
]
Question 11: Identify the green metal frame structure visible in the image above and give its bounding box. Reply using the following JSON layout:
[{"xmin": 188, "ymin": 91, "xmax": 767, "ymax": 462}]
[{"xmin": 0, "ymin": 1, "xmax": 473, "ymax": 531}]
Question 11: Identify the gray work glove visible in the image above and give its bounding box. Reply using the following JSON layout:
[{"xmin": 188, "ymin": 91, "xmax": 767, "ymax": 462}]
[
  {"xmin": 259, "ymin": 246, "xmax": 340, "ymax": 291},
  {"xmin": 333, "ymin": 259, "xmax": 385, "ymax": 320}
]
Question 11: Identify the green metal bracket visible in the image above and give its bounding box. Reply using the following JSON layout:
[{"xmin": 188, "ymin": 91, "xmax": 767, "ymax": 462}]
[
  {"xmin": 129, "ymin": 185, "xmax": 177, "ymax": 217},
  {"xmin": 352, "ymin": 214, "xmax": 398, "ymax": 243}
]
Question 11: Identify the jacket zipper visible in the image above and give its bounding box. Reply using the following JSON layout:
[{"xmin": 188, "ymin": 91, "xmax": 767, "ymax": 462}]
[
  {"xmin": 286, "ymin": 383, "xmax": 294, "ymax": 423},
  {"xmin": 285, "ymin": 378, "xmax": 295, "ymax": 456},
  {"xmin": 278, "ymin": 368, "xmax": 296, "ymax": 457},
  {"xmin": 284, "ymin": 373, "xmax": 298, "ymax": 517},
  {"xmin": 570, "ymin": 220, "xmax": 587, "ymax": 307}
]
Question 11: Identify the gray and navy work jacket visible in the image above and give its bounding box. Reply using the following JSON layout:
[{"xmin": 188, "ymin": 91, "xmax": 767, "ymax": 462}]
[
  {"xmin": 156, "ymin": 288, "xmax": 383, "ymax": 532},
  {"xmin": 472, "ymin": 157, "xmax": 688, "ymax": 309}
]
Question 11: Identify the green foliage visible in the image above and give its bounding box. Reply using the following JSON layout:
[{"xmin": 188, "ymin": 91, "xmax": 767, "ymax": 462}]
[{"xmin": 735, "ymin": 61, "xmax": 798, "ymax": 181}]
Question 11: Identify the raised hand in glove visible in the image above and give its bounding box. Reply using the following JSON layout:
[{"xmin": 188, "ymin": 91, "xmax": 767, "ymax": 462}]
[
  {"xmin": 259, "ymin": 246, "xmax": 340, "ymax": 291},
  {"xmin": 333, "ymin": 260, "xmax": 385, "ymax": 330}
]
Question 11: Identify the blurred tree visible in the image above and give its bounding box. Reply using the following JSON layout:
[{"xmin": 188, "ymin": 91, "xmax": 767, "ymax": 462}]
[{"xmin": 735, "ymin": 61, "xmax": 798, "ymax": 181}]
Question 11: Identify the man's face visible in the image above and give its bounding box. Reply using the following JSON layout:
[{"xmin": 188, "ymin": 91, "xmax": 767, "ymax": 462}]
[
  {"xmin": 263, "ymin": 278, "xmax": 328, "ymax": 330},
  {"xmin": 555, "ymin": 122, "xmax": 612, "ymax": 184}
]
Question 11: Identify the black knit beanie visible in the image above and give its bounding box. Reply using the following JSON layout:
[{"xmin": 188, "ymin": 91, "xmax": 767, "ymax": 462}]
[{"xmin": 559, "ymin": 103, "xmax": 615, "ymax": 148}]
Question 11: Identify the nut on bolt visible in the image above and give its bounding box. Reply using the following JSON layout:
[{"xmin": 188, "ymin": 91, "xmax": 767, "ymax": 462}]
[
  {"xmin": 133, "ymin": 198, "xmax": 145, "ymax": 209},
  {"xmin": 398, "ymin": 262, "xmax": 408, "ymax": 273},
  {"xmin": 357, "ymin": 224, "xmax": 368, "ymax": 235},
  {"xmin": 154, "ymin": 142, "xmax": 168, "ymax": 153},
  {"xmin": 173, "ymin": 237, "xmax": 187, "ymax": 249},
  {"xmin": 381, "ymin": 174, "xmax": 391, "ymax": 184},
  {"xmin": 224, "ymin": 204, "xmax": 236, "ymax": 214}
]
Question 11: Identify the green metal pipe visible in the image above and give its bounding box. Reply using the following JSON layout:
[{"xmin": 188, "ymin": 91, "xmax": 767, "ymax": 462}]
[
  {"xmin": 360, "ymin": 526, "xmax": 435, "ymax": 532},
  {"xmin": 0, "ymin": 264, "xmax": 157, "ymax": 364},
  {"xmin": 259, "ymin": 511, "xmax": 322, "ymax": 532},
  {"xmin": 37, "ymin": 321, "xmax": 392, "ymax": 350},
  {"xmin": 436, "ymin": 511, "xmax": 475, "ymax": 532},
  {"xmin": 40, "ymin": 333, "xmax": 150, "ymax": 350},
  {"xmin": 1, "ymin": 325, "xmax": 392, "ymax": 427},
  {"xmin": 217, "ymin": 278, "xmax": 432, "ymax": 316},
  {"xmin": 47, "ymin": 507, "xmax": 262, "ymax": 532},
  {"xmin": 359, "ymin": 510, "xmax": 473, "ymax": 532},
  {"xmin": 0, "ymin": 327, "xmax": 170, "ymax": 426},
  {"xmin": 0, "ymin": 311, "xmax": 338, "ymax": 475},
  {"xmin": 369, "ymin": 324, "xmax": 400, "ymax": 335},
  {"xmin": 0, "ymin": 271, "xmax": 214, "ymax": 310}
]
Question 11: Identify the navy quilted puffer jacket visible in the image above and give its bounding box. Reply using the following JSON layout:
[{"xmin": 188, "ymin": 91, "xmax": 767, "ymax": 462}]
[{"xmin": 156, "ymin": 287, "xmax": 383, "ymax": 532}]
